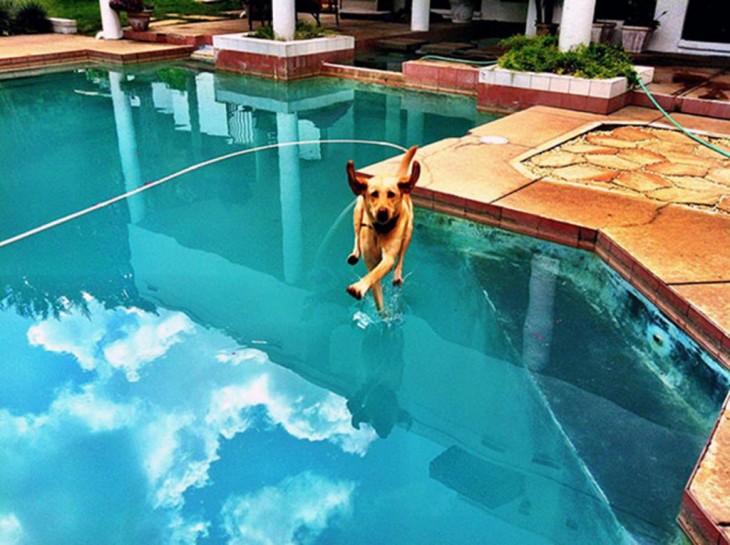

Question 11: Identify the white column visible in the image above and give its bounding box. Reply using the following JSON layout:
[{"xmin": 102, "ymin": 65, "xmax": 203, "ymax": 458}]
[
  {"xmin": 411, "ymin": 0, "xmax": 430, "ymax": 31},
  {"xmin": 525, "ymin": 0, "xmax": 537, "ymax": 35},
  {"xmin": 109, "ymin": 71, "xmax": 145, "ymax": 223},
  {"xmin": 276, "ymin": 112, "xmax": 303, "ymax": 284},
  {"xmin": 272, "ymin": 0, "xmax": 296, "ymax": 41},
  {"xmin": 98, "ymin": 0, "xmax": 123, "ymax": 39},
  {"xmin": 558, "ymin": 0, "xmax": 596, "ymax": 51}
]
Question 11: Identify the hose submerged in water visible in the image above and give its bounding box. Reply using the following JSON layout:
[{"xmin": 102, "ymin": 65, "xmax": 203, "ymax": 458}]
[{"xmin": 0, "ymin": 139, "xmax": 409, "ymax": 249}]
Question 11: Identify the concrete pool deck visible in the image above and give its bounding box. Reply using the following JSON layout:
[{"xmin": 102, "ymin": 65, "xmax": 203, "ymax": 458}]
[
  {"xmin": 0, "ymin": 34, "xmax": 194, "ymax": 72},
  {"xmin": 0, "ymin": 31, "xmax": 729, "ymax": 545}
]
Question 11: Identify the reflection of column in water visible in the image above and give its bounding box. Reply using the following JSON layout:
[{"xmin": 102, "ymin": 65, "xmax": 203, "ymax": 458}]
[
  {"xmin": 276, "ymin": 112, "xmax": 303, "ymax": 285},
  {"xmin": 385, "ymin": 95, "xmax": 402, "ymax": 147},
  {"xmin": 406, "ymin": 109, "xmax": 424, "ymax": 148},
  {"xmin": 187, "ymin": 75, "xmax": 202, "ymax": 163},
  {"xmin": 253, "ymin": 110, "xmax": 269, "ymax": 184},
  {"xmin": 522, "ymin": 253, "xmax": 560, "ymax": 372},
  {"xmin": 109, "ymin": 71, "xmax": 145, "ymax": 224}
]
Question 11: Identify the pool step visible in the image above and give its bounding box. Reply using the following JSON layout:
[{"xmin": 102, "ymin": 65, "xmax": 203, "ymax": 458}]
[{"xmin": 191, "ymin": 45, "xmax": 215, "ymax": 64}]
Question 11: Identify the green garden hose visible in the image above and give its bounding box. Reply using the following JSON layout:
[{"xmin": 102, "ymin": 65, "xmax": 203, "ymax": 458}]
[
  {"xmin": 419, "ymin": 54, "xmax": 730, "ymax": 159},
  {"xmin": 636, "ymin": 78, "xmax": 730, "ymax": 159}
]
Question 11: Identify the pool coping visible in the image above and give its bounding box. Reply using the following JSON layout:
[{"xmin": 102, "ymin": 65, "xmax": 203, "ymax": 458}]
[
  {"xmin": 0, "ymin": 37, "xmax": 728, "ymax": 544},
  {"xmin": 0, "ymin": 35, "xmax": 194, "ymax": 75}
]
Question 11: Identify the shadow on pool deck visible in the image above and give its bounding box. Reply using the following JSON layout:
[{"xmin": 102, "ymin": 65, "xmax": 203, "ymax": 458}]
[{"xmin": 1, "ymin": 21, "xmax": 730, "ymax": 545}]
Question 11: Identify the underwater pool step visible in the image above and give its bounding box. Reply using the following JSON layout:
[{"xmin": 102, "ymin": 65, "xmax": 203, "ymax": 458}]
[{"xmin": 375, "ymin": 37, "xmax": 428, "ymax": 52}]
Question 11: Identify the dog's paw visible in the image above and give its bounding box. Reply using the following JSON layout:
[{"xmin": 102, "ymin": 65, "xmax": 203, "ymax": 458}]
[
  {"xmin": 347, "ymin": 253, "xmax": 359, "ymax": 265},
  {"xmin": 346, "ymin": 285, "xmax": 363, "ymax": 300},
  {"xmin": 392, "ymin": 277, "xmax": 403, "ymax": 287}
]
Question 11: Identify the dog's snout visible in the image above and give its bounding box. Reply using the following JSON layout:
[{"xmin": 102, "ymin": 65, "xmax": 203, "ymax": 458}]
[{"xmin": 376, "ymin": 209, "xmax": 390, "ymax": 223}]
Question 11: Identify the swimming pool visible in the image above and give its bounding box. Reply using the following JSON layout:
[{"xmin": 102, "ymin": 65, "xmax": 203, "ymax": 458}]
[{"xmin": 0, "ymin": 64, "xmax": 727, "ymax": 545}]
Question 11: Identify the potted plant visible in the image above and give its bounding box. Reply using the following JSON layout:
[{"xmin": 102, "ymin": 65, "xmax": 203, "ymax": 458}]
[
  {"xmin": 591, "ymin": 20, "xmax": 616, "ymax": 43},
  {"xmin": 534, "ymin": 0, "xmax": 560, "ymax": 36},
  {"xmin": 109, "ymin": 0, "xmax": 153, "ymax": 31},
  {"xmin": 622, "ymin": 0, "xmax": 662, "ymax": 53},
  {"xmin": 449, "ymin": 0, "xmax": 477, "ymax": 24}
]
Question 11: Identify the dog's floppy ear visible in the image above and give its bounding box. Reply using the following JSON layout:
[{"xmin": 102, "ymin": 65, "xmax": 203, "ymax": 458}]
[
  {"xmin": 398, "ymin": 160, "xmax": 420, "ymax": 194},
  {"xmin": 347, "ymin": 160, "xmax": 369, "ymax": 196},
  {"xmin": 396, "ymin": 145, "xmax": 418, "ymax": 180}
]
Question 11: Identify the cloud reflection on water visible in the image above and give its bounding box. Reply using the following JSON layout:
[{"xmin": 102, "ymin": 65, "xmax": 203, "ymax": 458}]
[{"xmin": 3, "ymin": 294, "xmax": 373, "ymax": 544}]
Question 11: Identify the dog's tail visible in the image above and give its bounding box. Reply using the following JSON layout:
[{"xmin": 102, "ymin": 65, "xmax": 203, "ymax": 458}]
[{"xmin": 396, "ymin": 146, "xmax": 418, "ymax": 180}]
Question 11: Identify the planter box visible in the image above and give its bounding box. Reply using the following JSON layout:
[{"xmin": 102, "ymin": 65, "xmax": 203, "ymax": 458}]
[
  {"xmin": 48, "ymin": 17, "xmax": 77, "ymax": 34},
  {"xmin": 213, "ymin": 33, "xmax": 355, "ymax": 80},
  {"xmin": 477, "ymin": 65, "xmax": 654, "ymax": 114}
]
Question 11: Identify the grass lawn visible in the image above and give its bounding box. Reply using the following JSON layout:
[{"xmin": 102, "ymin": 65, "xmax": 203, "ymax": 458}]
[{"xmin": 38, "ymin": 0, "xmax": 241, "ymax": 35}]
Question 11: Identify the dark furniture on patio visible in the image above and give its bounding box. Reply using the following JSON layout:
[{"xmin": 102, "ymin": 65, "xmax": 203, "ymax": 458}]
[{"xmin": 243, "ymin": 0, "xmax": 340, "ymax": 30}]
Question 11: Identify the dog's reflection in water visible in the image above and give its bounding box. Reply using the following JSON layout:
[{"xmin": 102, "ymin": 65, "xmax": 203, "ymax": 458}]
[{"xmin": 346, "ymin": 324, "xmax": 412, "ymax": 439}]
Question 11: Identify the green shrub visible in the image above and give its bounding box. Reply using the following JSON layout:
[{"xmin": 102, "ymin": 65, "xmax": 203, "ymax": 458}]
[
  {"xmin": 0, "ymin": 0, "xmax": 13, "ymax": 35},
  {"xmin": 497, "ymin": 34, "xmax": 639, "ymax": 84},
  {"xmin": 11, "ymin": 0, "xmax": 52, "ymax": 33},
  {"xmin": 251, "ymin": 20, "xmax": 334, "ymax": 41}
]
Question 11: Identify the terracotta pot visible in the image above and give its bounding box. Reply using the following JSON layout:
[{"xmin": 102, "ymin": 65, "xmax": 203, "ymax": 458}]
[
  {"xmin": 127, "ymin": 10, "xmax": 152, "ymax": 31},
  {"xmin": 622, "ymin": 25, "xmax": 653, "ymax": 53},
  {"xmin": 535, "ymin": 22, "xmax": 559, "ymax": 36},
  {"xmin": 449, "ymin": 0, "xmax": 474, "ymax": 23},
  {"xmin": 591, "ymin": 21, "xmax": 616, "ymax": 43}
]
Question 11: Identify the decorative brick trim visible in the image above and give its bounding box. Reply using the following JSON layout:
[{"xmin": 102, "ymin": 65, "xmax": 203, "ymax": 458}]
[
  {"xmin": 213, "ymin": 34, "xmax": 354, "ymax": 80},
  {"xmin": 216, "ymin": 48, "xmax": 354, "ymax": 79},
  {"xmin": 476, "ymin": 65, "xmax": 653, "ymax": 114},
  {"xmin": 679, "ymin": 490, "xmax": 725, "ymax": 545},
  {"xmin": 403, "ymin": 60, "xmax": 480, "ymax": 96},
  {"xmin": 321, "ymin": 62, "xmax": 405, "ymax": 86}
]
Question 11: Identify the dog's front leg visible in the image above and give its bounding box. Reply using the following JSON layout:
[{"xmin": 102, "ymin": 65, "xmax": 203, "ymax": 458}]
[
  {"xmin": 392, "ymin": 219, "xmax": 413, "ymax": 286},
  {"xmin": 346, "ymin": 253, "xmax": 396, "ymax": 311},
  {"xmin": 348, "ymin": 196, "xmax": 364, "ymax": 265}
]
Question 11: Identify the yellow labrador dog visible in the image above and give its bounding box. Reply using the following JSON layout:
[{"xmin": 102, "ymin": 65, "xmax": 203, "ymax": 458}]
[{"xmin": 346, "ymin": 146, "xmax": 420, "ymax": 312}]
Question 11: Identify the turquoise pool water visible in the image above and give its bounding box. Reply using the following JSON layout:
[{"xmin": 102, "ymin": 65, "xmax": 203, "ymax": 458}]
[{"xmin": 0, "ymin": 65, "xmax": 728, "ymax": 545}]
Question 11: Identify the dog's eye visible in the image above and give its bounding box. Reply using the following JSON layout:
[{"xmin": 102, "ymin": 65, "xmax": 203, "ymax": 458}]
[
  {"xmin": 370, "ymin": 190, "xmax": 379, "ymax": 198},
  {"xmin": 387, "ymin": 190, "xmax": 396, "ymax": 198}
]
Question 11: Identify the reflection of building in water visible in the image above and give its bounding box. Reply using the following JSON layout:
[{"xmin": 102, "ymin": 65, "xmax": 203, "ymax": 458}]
[{"xmin": 226, "ymin": 104, "xmax": 255, "ymax": 146}]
